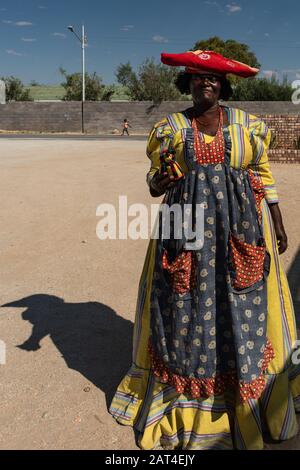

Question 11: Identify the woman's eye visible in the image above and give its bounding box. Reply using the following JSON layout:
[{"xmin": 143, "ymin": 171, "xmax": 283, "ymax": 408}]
[{"xmin": 192, "ymin": 75, "xmax": 218, "ymax": 83}]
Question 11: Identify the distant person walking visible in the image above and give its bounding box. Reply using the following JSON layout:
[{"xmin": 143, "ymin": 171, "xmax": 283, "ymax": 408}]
[{"xmin": 122, "ymin": 119, "xmax": 131, "ymax": 136}]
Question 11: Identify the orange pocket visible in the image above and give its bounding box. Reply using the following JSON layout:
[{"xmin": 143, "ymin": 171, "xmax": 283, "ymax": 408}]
[
  {"xmin": 228, "ymin": 233, "xmax": 266, "ymax": 290},
  {"xmin": 162, "ymin": 250, "xmax": 196, "ymax": 294},
  {"xmin": 248, "ymin": 170, "xmax": 265, "ymax": 220}
]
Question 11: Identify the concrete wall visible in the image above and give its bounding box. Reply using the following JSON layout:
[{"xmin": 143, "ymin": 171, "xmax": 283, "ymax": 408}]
[
  {"xmin": 0, "ymin": 101, "xmax": 299, "ymax": 135},
  {"xmin": 1, "ymin": 101, "xmax": 299, "ymax": 162},
  {"xmin": 0, "ymin": 102, "xmax": 82, "ymax": 132}
]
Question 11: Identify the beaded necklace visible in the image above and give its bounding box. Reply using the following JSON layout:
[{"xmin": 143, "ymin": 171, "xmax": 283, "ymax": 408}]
[{"xmin": 192, "ymin": 107, "xmax": 225, "ymax": 164}]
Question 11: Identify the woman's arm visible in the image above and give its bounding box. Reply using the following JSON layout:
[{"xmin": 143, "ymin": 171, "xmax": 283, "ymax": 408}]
[
  {"xmin": 268, "ymin": 203, "xmax": 288, "ymax": 254},
  {"xmin": 248, "ymin": 118, "xmax": 288, "ymax": 254}
]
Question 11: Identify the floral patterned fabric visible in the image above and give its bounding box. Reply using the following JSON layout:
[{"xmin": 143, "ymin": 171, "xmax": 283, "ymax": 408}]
[{"xmin": 149, "ymin": 127, "xmax": 273, "ymax": 402}]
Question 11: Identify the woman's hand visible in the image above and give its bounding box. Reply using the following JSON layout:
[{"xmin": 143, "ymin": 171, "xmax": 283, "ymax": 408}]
[
  {"xmin": 268, "ymin": 203, "xmax": 288, "ymax": 254},
  {"xmin": 149, "ymin": 172, "xmax": 176, "ymax": 197},
  {"xmin": 275, "ymin": 225, "xmax": 288, "ymax": 255}
]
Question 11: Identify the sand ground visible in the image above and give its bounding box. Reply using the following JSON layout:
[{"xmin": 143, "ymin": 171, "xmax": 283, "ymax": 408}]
[{"xmin": 0, "ymin": 139, "xmax": 300, "ymax": 450}]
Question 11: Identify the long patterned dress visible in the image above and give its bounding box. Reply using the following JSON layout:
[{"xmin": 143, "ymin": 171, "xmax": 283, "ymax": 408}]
[{"xmin": 109, "ymin": 106, "xmax": 300, "ymax": 450}]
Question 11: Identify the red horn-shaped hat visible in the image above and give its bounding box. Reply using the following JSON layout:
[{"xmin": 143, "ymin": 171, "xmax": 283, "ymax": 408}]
[{"xmin": 161, "ymin": 50, "xmax": 259, "ymax": 78}]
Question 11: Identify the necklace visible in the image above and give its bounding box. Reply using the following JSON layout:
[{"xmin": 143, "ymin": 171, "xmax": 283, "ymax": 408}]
[{"xmin": 192, "ymin": 107, "xmax": 225, "ymax": 164}]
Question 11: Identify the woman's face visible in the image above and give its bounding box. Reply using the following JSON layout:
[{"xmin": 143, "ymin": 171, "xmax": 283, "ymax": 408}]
[{"xmin": 189, "ymin": 72, "xmax": 222, "ymax": 106}]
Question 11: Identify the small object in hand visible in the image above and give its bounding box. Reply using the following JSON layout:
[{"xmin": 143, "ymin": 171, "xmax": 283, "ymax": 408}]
[{"xmin": 160, "ymin": 149, "xmax": 184, "ymax": 181}]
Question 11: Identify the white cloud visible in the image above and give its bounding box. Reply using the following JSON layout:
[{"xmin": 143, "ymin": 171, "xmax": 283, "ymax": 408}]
[
  {"xmin": 120, "ymin": 25, "xmax": 134, "ymax": 31},
  {"xmin": 152, "ymin": 35, "xmax": 169, "ymax": 43},
  {"xmin": 226, "ymin": 3, "xmax": 242, "ymax": 13},
  {"xmin": 204, "ymin": 1, "xmax": 224, "ymax": 12},
  {"xmin": 3, "ymin": 20, "xmax": 33, "ymax": 26},
  {"xmin": 15, "ymin": 21, "xmax": 33, "ymax": 26},
  {"xmin": 262, "ymin": 70, "xmax": 277, "ymax": 78},
  {"xmin": 282, "ymin": 69, "xmax": 300, "ymax": 73},
  {"xmin": 51, "ymin": 32, "xmax": 66, "ymax": 38},
  {"xmin": 264, "ymin": 33, "xmax": 270, "ymax": 37},
  {"xmin": 21, "ymin": 37, "xmax": 36, "ymax": 42},
  {"xmin": 205, "ymin": 1, "xmax": 220, "ymax": 6},
  {"xmin": 262, "ymin": 69, "xmax": 300, "ymax": 81},
  {"xmin": 6, "ymin": 49, "xmax": 24, "ymax": 56}
]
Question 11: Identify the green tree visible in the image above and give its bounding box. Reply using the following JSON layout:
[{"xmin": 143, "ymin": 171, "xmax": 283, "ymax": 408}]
[
  {"xmin": 193, "ymin": 36, "xmax": 260, "ymax": 69},
  {"xmin": 1, "ymin": 76, "xmax": 32, "ymax": 101},
  {"xmin": 115, "ymin": 62, "xmax": 142, "ymax": 100},
  {"xmin": 116, "ymin": 58, "xmax": 182, "ymax": 103},
  {"xmin": 30, "ymin": 80, "xmax": 42, "ymax": 87},
  {"xmin": 60, "ymin": 68, "xmax": 114, "ymax": 101},
  {"xmin": 115, "ymin": 62, "xmax": 138, "ymax": 89},
  {"xmin": 231, "ymin": 74, "xmax": 294, "ymax": 101}
]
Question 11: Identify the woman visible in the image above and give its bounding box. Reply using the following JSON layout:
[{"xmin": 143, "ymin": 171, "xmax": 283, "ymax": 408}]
[{"xmin": 109, "ymin": 50, "xmax": 300, "ymax": 450}]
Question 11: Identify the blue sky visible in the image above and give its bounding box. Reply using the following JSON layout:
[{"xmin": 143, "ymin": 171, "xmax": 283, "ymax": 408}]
[{"xmin": 0, "ymin": 0, "xmax": 300, "ymax": 85}]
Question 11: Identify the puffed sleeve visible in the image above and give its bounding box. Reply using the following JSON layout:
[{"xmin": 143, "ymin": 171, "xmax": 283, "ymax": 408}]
[
  {"xmin": 248, "ymin": 116, "xmax": 279, "ymax": 204},
  {"xmin": 146, "ymin": 118, "xmax": 173, "ymax": 186}
]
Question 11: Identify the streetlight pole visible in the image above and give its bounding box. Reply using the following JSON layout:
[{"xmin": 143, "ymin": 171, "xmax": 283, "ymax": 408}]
[
  {"xmin": 81, "ymin": 24, "xmax": 85, "ymax": 103},
  {"xmin": 67, "ymin": 24, "xmax": 86, "ymax": 102},
  {"xmin": 68, "ymin": 24, "xmax": 87, "ymax": 132}
]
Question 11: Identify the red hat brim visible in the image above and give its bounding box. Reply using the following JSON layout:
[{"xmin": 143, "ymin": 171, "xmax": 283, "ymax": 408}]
[{"xmin": 161, "ymin": 50, "xmax": 259, "ymax": 78}]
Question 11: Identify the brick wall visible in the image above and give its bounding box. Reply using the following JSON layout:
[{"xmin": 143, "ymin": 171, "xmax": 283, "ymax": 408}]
[
  {"xmin": 260, "ymin": 115, "xmax": 300, "ymax": 150},
  {"xmin": 268, "ymin": 149, "xmax": 300, "ymax": 163}
]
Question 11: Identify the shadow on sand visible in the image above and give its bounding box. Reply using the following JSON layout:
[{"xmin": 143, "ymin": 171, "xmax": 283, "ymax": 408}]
[
  {"xmin": 2, "ymin": 294, "xmax": 133, "ymax": 408},
  {"xmin": 287, "ymin": 246, "xmax": 300, "ymax": 330}
]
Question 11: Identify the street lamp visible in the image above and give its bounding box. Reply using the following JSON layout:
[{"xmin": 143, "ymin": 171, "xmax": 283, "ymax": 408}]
[{"xmin": 67, "ymin": 24, "xmax": 87, "ymax": 102}]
